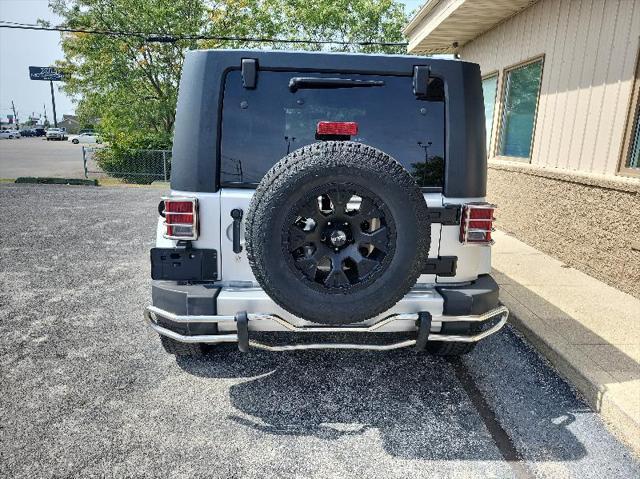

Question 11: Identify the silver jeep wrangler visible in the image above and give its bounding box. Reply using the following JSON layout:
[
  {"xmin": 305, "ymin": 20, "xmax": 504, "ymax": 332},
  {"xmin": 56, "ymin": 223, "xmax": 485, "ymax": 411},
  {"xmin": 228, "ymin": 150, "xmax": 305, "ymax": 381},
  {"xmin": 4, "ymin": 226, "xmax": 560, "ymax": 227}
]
[{"xmin": 145, "ymin": 49, "xmax": 508, "ymax": 356}]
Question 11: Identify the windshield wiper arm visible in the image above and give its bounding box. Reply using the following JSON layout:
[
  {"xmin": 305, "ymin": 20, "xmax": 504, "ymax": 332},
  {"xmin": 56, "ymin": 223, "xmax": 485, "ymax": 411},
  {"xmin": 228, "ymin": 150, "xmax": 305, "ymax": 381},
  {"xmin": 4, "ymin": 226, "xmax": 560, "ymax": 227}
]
[{"xmin": 289, "ymin": 77, "xmax": 385, "ymax": 92}]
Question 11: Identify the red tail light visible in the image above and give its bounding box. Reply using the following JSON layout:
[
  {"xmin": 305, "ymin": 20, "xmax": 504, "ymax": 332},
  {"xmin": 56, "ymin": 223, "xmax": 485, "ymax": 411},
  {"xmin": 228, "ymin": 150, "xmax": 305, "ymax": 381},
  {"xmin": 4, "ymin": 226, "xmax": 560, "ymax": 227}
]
[
  {"xmin": 460, "ymin": 203, "xmax": 496, "ymax": 244},
  {"xmin": 316, "ymin": 121, "xmax": 358, "ymax": 136},
  {"xmin": 161, "ymin": 197, "xmax": 198, "ymax": 240}
]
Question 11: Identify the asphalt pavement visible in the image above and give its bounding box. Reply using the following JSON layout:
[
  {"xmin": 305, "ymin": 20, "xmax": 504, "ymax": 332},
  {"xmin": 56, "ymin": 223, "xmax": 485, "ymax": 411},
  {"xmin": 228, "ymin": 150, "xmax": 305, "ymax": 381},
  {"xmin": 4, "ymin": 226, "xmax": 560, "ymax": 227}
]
[
  {"xmin": 0, "ymin": 183, "xmax": 638, "ymax": 478},
  {"xmin": 0, "ymin": 137, "xmax": 85, "ymax": 178}
]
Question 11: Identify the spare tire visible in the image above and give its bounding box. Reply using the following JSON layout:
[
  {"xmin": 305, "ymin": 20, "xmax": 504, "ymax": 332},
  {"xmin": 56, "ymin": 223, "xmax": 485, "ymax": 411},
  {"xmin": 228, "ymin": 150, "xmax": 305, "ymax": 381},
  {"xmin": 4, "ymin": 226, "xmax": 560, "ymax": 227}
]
[{"xmin": 245, "ymin": 141, "xmax": 431, "ymax": 325}]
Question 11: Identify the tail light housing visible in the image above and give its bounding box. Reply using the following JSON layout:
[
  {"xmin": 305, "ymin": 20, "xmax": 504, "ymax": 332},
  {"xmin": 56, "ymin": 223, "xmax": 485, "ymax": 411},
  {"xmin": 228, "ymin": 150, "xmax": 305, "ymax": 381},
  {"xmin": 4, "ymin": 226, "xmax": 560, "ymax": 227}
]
[
  {"xmin": 160, "ymin": 197, "xmax": 198, "ymax": 240},
  {"xmin": 460, "ymin": 203, "xmax": 496, "ymax": 245}
]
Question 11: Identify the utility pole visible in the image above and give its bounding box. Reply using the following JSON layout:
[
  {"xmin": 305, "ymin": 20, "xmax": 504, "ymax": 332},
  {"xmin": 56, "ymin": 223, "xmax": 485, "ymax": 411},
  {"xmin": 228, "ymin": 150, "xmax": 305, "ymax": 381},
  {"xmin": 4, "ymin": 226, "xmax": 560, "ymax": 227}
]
[
  {"xmin": 49, "ymin": 80, "xmax": 58, "ymax": 127},
  {"xmin": 285, "ymin": 136, "xmax": 296, "ymax": 154},
  {"xmin": 11, "ymin": 101, "xmax": 19, "ymax": 129},
  {"xmin": 417, "ymin": 141, "xmax": 432, "ymax": 187},
  {"xmin": 43, "ymin": 103, "xmax": 48, "ymax": 126}
]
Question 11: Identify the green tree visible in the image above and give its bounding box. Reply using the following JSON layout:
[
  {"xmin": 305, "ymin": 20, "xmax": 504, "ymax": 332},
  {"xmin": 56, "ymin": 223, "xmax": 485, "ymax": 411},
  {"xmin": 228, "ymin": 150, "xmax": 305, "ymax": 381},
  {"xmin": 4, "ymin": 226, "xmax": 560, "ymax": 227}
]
[
  {"xmin": 411, "ymin": 156, "xmax": 444, "ymax": 187},
  {"xmin": 50, "ymin": 0, "xmax": 208, "ymax": 149},
  {"xmin": 50, "ymin": 0, "xmax": 409, "ymax": 180},
  {"xmin": 224, "ymin": 0, "xmax": 409, "ymax": 54}
]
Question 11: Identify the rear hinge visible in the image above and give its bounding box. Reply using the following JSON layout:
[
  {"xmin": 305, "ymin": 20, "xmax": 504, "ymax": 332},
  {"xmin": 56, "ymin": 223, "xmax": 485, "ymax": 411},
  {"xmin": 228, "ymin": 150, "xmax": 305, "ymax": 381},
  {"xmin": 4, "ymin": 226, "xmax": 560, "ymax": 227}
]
[
  {"xmin": 413, "ymin": 65, "xmax": 430, "ymax": 97},
  {"xmin": 241, "ymin": 58, "xmax": 258, "ymax": 89},
  {"xmin": 423, "ymin": 256, "xmax": 457, "ymax": 276},
  {"xmin": 428, "ymin": 205, "xmax": 461, "ymax": 225}
]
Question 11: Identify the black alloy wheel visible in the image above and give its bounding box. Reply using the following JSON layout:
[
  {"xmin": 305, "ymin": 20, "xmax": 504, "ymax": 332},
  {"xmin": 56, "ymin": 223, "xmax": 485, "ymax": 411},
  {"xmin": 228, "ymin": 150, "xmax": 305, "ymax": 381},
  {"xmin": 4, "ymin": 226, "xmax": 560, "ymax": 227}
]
[{"xmin": 285, "ymin": 183, "xmax": 396, "ymax": 293}]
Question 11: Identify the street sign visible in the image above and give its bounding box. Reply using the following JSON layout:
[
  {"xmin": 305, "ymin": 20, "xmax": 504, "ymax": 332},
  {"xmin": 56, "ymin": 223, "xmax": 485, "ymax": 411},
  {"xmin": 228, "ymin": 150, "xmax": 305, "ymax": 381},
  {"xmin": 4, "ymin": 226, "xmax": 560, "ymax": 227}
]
[
  {"xmin": 28, "ymin": 66, "xmax": 64, "ymax": 82},
  {"xmin": 29, "ymin": 67, "xmax": 63, "ymax": 127}
]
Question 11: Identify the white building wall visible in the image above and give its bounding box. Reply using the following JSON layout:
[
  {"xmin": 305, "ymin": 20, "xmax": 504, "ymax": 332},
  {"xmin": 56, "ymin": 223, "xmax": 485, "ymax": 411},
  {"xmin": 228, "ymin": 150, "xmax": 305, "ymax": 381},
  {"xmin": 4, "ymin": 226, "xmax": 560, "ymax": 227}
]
[{"xmin": 461, "ymin": 0, "xmax": 640, "ymax": 177}]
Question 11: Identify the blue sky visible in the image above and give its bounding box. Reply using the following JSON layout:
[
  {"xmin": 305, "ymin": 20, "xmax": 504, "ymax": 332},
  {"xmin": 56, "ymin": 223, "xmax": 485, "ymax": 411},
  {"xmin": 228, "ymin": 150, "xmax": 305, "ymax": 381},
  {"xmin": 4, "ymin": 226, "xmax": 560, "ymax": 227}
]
[{"xmin": 0, "ymin": 0, "xmax": 425, "ymax": 122}]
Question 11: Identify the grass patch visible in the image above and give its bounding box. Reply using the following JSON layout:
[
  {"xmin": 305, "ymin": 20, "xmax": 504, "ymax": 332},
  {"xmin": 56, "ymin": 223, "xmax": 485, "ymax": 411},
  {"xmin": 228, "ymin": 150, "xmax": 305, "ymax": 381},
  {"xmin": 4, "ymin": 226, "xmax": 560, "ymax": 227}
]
[
  {"xmin": 15, "ymin": 177, "xmax": 98, "ymax": 186},
  {"xmin": 96, "ymin": 177, "xmax": 169, "ymax": 188}
]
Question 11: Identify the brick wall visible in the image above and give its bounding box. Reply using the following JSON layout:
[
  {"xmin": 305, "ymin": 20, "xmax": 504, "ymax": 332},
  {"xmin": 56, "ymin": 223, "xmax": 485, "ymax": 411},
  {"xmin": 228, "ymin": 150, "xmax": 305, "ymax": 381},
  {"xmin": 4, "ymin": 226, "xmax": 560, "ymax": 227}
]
[{"xmin": 487, "ymin": 162, "xmax": 640, "ymax": 299}]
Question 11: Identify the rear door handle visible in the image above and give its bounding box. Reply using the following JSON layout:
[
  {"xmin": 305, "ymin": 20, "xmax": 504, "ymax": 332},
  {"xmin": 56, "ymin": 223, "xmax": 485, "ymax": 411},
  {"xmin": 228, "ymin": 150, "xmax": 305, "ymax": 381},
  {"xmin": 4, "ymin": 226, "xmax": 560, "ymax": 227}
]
[{"xmin": 231, "ymin": 209, "xmax": 243, "ymax": 253}]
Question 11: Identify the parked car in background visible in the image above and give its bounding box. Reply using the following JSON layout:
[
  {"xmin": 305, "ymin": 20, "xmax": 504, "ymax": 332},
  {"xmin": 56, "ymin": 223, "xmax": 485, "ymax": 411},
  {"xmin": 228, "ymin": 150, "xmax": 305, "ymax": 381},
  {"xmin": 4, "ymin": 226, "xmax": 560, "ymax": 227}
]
[
  {"xmin": 34, "ymin": 128, "xmax": 46, "ymax": 137},
  {"xmin": 69, "ymin": 132, "xmax": 101, "ymax": 144},
  {"xmin": 1, "ymin": 130, "xmax": 21, "ymax": 139},
  {"xmin": 20, "ymin": 129, "xmax": 35, "ymax": 137},
  {"xmin": 46, "ymin": 128, "xmax": 67, "ymax": 141}
]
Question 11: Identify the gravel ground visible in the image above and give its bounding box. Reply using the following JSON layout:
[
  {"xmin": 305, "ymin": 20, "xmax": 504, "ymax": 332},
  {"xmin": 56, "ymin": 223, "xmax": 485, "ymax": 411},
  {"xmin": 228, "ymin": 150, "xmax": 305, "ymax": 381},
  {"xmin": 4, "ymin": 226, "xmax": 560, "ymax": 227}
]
[{"xmin": 0, "ymin": 183, "xmax": 638, "ymax": 478}]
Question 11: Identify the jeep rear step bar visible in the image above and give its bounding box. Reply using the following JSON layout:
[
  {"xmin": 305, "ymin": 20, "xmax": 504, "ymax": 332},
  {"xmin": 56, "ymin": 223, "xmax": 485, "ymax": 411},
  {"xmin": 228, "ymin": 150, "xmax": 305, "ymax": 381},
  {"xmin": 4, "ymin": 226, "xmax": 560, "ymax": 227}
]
[{"xmin": 144, "ymin": 306, "xmax": 509, "ymax": 352}]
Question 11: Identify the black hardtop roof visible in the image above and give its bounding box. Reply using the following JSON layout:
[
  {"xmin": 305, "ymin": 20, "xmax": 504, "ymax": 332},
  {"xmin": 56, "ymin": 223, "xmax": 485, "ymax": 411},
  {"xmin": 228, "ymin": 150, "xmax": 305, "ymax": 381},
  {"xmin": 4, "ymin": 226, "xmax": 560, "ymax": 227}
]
[
  {"xmin": 185, "ymin": 48, "xmax": 468, "ymax": 75},
  {"xmin": 171, "ymin": 49, "xmax": 487, "ymax": 197}
]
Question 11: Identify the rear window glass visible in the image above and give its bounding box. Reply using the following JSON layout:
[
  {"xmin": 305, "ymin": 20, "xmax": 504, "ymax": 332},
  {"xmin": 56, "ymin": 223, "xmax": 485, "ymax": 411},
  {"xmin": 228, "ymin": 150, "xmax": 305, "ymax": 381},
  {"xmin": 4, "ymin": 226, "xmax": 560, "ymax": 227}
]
[{"xmin": 220, "ymin": 70, "xmax": 445, "ymax": 187}]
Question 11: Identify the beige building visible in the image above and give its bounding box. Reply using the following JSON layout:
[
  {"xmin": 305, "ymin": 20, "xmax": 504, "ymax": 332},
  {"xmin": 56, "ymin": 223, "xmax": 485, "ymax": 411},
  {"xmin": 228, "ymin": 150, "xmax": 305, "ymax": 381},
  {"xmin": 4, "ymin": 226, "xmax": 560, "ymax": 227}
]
[{"xmin": 405, "ymin": 0, "xmax": 640, "ymax": 298}]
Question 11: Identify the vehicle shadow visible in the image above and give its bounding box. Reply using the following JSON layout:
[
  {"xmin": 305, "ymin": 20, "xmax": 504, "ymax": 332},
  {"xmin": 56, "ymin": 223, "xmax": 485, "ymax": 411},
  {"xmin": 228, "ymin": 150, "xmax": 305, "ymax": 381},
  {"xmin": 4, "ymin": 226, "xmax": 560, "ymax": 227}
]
[{"xmin": 177, "ymin": 338, "xmax": 589, "ymax": 461}]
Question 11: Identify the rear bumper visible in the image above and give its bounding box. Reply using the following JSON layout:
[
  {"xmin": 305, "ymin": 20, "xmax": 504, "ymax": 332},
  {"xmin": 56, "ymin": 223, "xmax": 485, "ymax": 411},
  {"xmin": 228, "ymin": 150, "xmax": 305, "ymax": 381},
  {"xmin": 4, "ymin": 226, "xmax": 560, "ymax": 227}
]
[
  {"xmin": 146, "ymin": 274, "xmax": 508, "ymax": 351},
  {"xmin": 145, "ymin": 305, "xmax": 508, "ymax": 351}
]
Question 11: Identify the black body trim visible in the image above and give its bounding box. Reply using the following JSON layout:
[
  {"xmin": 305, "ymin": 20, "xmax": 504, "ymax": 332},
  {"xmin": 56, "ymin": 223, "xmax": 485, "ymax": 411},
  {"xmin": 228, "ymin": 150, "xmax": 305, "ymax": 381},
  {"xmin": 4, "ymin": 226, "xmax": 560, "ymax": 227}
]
[
  {"xmin": 171, "ymin": 50, "xmax": 486, "ymax": 197},
  {"xmin": 151, "ymin": 281, "xmax": 221, "ymax": 336},
  {"xmin": 152, "ymin": 281, "xmax": 221, "ymax": 316},
  {"xmin": 423, "ymin": 256, "xmax": 457, "ymax": 276},
  {"xmin": 436, "ymin": 274, "xmax": 500, "ymax": 316},
  {"xmin": 428, "ymin": 205, "xmax": 461, "ymax": 225},
  {"xmin": 149, "ymin": 275, "xmax": 500, "ymax": 336},
  {"xmin": 150, "ymin": 248, "xmax": 218, "ymax": 281}
]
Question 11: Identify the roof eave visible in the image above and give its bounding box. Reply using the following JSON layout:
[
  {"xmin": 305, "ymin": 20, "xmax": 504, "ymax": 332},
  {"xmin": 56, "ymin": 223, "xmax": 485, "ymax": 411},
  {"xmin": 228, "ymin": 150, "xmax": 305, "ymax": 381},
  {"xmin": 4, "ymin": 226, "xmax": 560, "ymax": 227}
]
[{"xmin": 403, "ymin": 0, "xmax": 441, "ymax": 37}]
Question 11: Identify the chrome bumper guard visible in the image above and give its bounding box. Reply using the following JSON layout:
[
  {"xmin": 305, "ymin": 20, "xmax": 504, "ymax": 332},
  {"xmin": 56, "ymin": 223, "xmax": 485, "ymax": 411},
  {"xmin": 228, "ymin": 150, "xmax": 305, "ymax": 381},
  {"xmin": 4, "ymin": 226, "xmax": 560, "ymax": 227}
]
[{"xmin": 144, "ymin": 305, "xmax": 509, "ymax": 352}]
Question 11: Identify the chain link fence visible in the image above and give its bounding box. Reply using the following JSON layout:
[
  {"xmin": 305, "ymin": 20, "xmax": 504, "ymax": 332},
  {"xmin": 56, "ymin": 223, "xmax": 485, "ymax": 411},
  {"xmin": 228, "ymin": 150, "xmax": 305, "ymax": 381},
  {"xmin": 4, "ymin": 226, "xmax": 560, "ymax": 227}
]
[{"xmin": 82, "ymin": 146, "xmax": 171, "ymax": 184}]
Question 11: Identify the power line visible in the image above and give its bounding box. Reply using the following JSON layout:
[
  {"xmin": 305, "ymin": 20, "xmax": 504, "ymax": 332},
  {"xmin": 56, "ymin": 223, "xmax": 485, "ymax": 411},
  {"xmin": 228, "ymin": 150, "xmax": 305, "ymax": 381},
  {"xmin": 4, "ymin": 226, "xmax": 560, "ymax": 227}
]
[
  {"xmin": 0, "ymin": 21, "xmax": 39, "ymax": 26},
  {"xmin": 0, "ymin": 21, "xmax": 409, "ymax": 47}
]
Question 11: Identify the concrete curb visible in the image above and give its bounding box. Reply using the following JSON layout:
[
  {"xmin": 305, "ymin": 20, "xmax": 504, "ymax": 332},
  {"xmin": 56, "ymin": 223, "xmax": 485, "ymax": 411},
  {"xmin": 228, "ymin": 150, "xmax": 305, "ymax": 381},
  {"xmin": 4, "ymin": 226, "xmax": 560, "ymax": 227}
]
[{"xmin": 500, "ymin": 290, "xmax": 640, "ymax": 457}]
